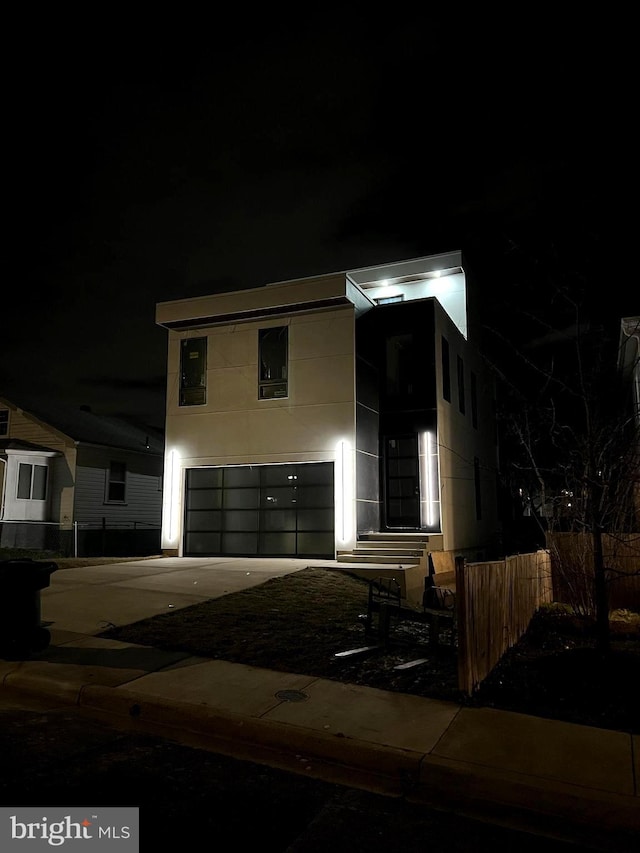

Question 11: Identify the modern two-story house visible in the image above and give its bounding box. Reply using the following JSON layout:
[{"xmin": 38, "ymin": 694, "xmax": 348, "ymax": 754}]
[{"xmin": 155, "ymin": 251, "xmax": 500, "ymax": 563}]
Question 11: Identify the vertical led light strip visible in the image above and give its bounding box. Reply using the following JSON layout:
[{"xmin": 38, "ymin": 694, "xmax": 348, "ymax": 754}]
[
  {"xmin": 419, "ymin": 432, "xmax": 428, "ymax": 528},
  {"xmin": 167, "ymin": 449, "xmax": 180, "ymax": 542},
  {"xmin": 420, "ymin": 431, "xmax": 439, "ymax": 529},
  {"xmin": 426, "ymin": 431, "xmax": 433, "ymax": 526},
  {"xmin": 340, "ymin": 440, "xmax": 346, "ymax": 542},
  {"xmin": 335, "ymin": 439, "xmax": 352, "ymax": 544},
  {"xmin": 334, "ymin": 440, "xmax": 345, "ymax": 542}
]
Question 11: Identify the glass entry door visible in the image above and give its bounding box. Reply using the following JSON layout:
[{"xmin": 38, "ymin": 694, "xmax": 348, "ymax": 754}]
[{"xmin": 384, "ymin": 435, "xmax": 420, "ymax": 529}]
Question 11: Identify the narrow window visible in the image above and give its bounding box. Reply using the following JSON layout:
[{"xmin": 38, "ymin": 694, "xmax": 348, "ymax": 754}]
[
  {"xmin": 441, "ymin": 336, "xmax": 451, "ymax": 402},
  {"xmin": 375, "ymin": 294, "xmax": 404, "ymax": 305},
  {"xmin": 386, "ymin": 333, "xmax": 416, "ymax": 396},
  {"xmin": 471, "ymin": 371, "xmax": 478, "ymax": 429},
  {"xmin": 180, "ymin": 337, "xmax": 207, "ymax": 406},
  {"xmin": 107, "ymin": 461, "xmax": 126, "ymax": 502},
  {"xmin": 457, "ymin": 355, "xmax": 465, "ymax": 414},
  {"xmin": 259, "ymin": 326, "xmax": 288, "ymax": 399},
  {"xmin": 0, "ymin": 409, "xmax": 8, "ymax": 436},
  {"xmin": 474, "ymin": 457, "xmax": 482, "ymax": 520},
  {"xmin": 17, "ymin": 463, "xmax": 48, "ymax": 500}
]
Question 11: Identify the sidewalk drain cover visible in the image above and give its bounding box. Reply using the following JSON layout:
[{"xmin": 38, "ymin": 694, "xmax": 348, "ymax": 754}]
[{"xmin": 275, "ymin": 689, "xmax": 308, "ymax": 702}]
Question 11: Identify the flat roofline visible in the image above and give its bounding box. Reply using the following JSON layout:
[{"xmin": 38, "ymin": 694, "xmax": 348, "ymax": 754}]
[
  {"xmin": 155, "ymin": 271, "xmax": 343, "ymax": 311},
  {"xmin": 156, "ymin": 274, "xmax": 376, "ymax": 330},
  {"xmin": 157, "ymin": 296, "xmax": 355, "ymax": 330},
  {"xmin": 155, "ymin": 252, "xmax": 461, "ymax": 330},
  {"xmin": 347, "ymin": 251, "xmax": 464, "ymax": 287},
  {"xmin": 155, "ymin": 251, "xmax": 463, "ymax": 311}
]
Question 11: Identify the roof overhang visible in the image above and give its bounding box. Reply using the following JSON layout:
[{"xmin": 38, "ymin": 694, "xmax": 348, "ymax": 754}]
[
  {"xmin": 156, "ymin": 273, "xmax": 375, "ymax": 331},
  {"xmin": 345, "ymin": 250, "xmax": 464, "ymax": 290},
  {"xmin": 0, "ymin": 441, "xmax": 60, "ymax": 458}
]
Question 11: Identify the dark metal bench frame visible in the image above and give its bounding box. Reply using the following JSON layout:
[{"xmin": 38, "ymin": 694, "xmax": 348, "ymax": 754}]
[{"xmin": 361, "ymin": 576, "xmax": 456, "ymax": 649}]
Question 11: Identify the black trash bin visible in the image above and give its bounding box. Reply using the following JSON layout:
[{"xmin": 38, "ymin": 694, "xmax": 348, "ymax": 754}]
[{"xmin": 0, "ymin": 559, "xmax": 58, "ymax": 658}]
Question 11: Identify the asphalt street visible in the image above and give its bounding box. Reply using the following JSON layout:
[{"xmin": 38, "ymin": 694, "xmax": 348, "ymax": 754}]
[{"xmin": 0, "ymin": 688, "xmax": 623, "ymax": 853}]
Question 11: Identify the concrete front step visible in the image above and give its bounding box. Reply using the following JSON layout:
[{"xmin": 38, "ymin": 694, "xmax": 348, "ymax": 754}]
[
  {"xmin": 336, "ymin": 554, "xmax": 421, "ymax": 565},
  {"xmin": 338, "ymin": 548, "xmax": 425, "ymax": 558},
  {"xmin": 359, "ymin": 533, "xmax": 431, "ymax": 542},
  {"xmin": 349, "ymin": 542, "xmax": 427, "ymax": 551},
  {"xmin": 337, "ymin": 532, "xmax": 438, "ymax": 569}
]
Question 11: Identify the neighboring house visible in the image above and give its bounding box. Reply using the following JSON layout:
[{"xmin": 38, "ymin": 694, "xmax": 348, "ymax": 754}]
[
  {"xmin": 155, "ymin": 251, "xmax": 500, "ymax": 563},
  {"xmin": 0, "ymin": 397, "xmax": 164, "ymax": 556}
]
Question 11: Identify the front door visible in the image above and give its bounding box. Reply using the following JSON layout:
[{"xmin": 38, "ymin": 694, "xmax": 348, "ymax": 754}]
[{"xmin": 384, "ymin": 435, "xmax": 420, "ymax": 529}]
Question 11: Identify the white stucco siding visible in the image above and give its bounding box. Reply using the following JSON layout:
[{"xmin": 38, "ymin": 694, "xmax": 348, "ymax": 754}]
[
  {"xmin": 165, "ymin": 307, "xmax": 357, "ymax": 455},
  {"xmin": 166, "ymin": 402, "xmax": 356, "ymax": 464},
  {"xmin": 162, "ymin": 306, "xmax": 358, "ymax": 552},
  {"xmin": 434, "ymin": 304, "xmax": 499, "ymax": 554}
]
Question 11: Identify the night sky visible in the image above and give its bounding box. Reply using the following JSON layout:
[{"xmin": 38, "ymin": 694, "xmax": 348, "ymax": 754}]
[{"xmin": 2, "ymin": 18, "xmax": 632, "ymax": 432}]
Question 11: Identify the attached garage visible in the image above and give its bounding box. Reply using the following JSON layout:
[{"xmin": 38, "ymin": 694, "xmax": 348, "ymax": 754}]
[{"xmin": 183, "ymin": 462, "xmax": 335, "ymax": 558}]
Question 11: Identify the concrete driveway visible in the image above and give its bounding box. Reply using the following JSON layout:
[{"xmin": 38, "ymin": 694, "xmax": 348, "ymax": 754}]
[{"xmin": 40, "ymin": 556, "xmax": 315, "ymax": 635}]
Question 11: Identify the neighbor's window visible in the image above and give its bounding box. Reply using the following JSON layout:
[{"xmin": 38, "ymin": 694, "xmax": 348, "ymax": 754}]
[
  {"xmin": 106, "ymin": 461, "xmax": 126, "ymax": 503},
  {"xmin": 441, "ymin": 336, "xmax": 451, "ymax": 402},
  {"xmin": 180, "ymin": 337, "xmax": 207, "ymax": 406},
  {"xmin": 0, "ymin": 409, "xmax": 8, "ymax": 436},
  {"xmin": 17, "ymin": 463, "xmax": 48, "ymax": 500},
  {"xmin": 259, "ymin": 326, "xmax": 288, "ymax": 399}
]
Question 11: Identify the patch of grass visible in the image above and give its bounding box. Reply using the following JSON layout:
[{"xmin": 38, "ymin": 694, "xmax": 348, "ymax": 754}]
[
  {"xmin": 0, "ymin": 552, "xmax": 163, "ymax": 570},
  {"xmin": 52, "ymin": 556, "xmax": 163, "ymax": 570},
  {"xmin": 0, "ymin": 548, "xmax": 64, "ymax": 561},
  {"xmin": 99, "ymin": 566, "xmax": 640, "ymax": 733}
]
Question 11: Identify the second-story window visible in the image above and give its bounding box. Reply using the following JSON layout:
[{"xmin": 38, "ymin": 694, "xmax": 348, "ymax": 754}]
[
  {"xmin": 180, "ymin": 337, "xmax": 207, "ymax": 406},
  {"xmin": 259, "ymin": 326, "xmax": 288, "ymax": 399},
  {"xmin": 0, "ymin": 409, "xmax": 8, "ymax": 436}
]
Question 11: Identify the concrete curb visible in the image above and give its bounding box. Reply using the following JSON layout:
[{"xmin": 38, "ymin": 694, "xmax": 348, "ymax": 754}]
[
  {"xmin": 4, "ymin": 669, "xmax": 639, "ymax": 849},
  {"xmin": 78, "ymin": 683, "xmax": 423, "ymax": 797},
  {"xmin": 415, "ymin": 754, "xmax": 640, "ymax": 849},
  {"xmin": 3, "ymin": 666, "xmax": 103, "ymax": 705},
  {"xmin": 4, "ymin": 668, "xmax": 640, "ymax": 853}
]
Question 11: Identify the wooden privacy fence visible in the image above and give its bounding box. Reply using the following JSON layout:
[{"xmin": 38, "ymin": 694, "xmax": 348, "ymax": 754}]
[
  {"xmin": 545, "ymin": 532, "xmax": 640, "ymax": 613},
  {"xmin": 455, "ymin": 550, "xmax": 553, "ymax": 696}
]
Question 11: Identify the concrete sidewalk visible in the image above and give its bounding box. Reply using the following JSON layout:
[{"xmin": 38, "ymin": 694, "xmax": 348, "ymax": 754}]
[{"xmin": 1, "ymin": 557, "xmax": 638, "ymax": 850}]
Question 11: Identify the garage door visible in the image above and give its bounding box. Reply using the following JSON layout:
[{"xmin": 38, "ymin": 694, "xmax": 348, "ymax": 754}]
[{"xmin": 183, "ymin": 462, "xmax": 335, "ymax": 558}]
